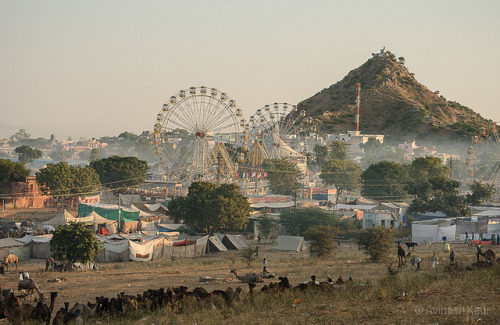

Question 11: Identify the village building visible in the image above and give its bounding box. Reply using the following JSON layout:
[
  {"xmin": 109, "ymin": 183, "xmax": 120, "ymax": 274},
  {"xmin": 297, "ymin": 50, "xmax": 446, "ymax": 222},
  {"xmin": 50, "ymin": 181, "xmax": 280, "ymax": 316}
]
[{"xmin": 4, "ymin": 176, "xmax": 52, "ymax": 209}]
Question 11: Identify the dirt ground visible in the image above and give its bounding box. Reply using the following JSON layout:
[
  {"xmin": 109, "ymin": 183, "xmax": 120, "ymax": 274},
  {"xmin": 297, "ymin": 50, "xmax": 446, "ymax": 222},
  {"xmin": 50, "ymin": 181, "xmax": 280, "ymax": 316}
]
[{"xmin": 1, "ymin": 238, "xmax": 497, "ymax": 322}]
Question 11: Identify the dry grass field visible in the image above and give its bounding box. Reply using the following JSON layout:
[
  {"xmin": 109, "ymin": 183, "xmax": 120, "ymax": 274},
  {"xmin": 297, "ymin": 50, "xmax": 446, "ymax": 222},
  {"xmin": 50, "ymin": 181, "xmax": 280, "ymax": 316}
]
[{"xmin": 1, "ymin": 239, "xmax": 499, "ymax": 324}]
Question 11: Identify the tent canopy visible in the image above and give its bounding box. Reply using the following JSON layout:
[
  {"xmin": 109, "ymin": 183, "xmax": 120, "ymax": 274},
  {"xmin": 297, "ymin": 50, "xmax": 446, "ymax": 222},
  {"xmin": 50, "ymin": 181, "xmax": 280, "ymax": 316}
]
[
  {"xmin": 273, "ymin": 236, "xmax": 307, "ymax": 252},
  {"xmin": 207, "ymin": 236, "xmax": 227, "ymax": 252},
  {"xmin": 222, "ymin": 234, "xmax": 250, "ymax": 250}
]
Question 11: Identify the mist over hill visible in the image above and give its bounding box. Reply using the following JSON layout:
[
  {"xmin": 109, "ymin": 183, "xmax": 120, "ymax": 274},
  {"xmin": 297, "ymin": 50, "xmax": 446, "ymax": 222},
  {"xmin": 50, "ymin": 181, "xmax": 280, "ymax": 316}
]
[{"xmin": 298, "ymin": 51, "xmax": 494, "ymax": 143}]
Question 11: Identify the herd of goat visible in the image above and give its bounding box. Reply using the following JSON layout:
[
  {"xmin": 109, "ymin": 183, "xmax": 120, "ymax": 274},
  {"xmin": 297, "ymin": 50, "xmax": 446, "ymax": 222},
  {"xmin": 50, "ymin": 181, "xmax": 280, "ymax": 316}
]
[{"xmin": 0, "ymin": 273, "xmax": 347, "ymax": 324}]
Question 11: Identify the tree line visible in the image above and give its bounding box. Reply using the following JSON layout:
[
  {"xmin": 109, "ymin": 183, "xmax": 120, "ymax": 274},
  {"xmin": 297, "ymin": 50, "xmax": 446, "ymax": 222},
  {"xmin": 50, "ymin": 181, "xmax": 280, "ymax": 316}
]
[{"xmin": 0, "ymin": 156, "xmax": 149, "ymax": 198}]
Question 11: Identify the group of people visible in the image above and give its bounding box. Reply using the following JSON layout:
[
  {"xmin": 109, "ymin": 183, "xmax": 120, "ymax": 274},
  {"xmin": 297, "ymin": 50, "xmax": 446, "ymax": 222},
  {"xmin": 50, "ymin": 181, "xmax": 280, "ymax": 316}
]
[
  {"xmin": 465, "ymin": 232, "xmax": 500, "ymax": 245},
  {"xmin": 17, "ymin": 270, "xmax": 29, "ymax": 282},
  {"xmin": 45, "ymin": 256, "xmax": 55, "ymax": 271},
  {"xmin": 409, "ymin": 244, "xmax": 456, "ymax": 271}
]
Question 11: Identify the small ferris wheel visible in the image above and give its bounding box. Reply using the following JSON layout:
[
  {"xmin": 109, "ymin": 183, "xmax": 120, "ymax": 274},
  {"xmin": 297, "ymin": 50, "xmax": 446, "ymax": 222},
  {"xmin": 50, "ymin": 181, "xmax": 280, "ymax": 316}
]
[
  {"xmin": 466, "ymin": 121, "xmax": 500, "ymax": 194},
  {"xmin": 153, "ymin": 86, "xmax": 245, "ymax": 184},
  {"xmin": 246, "ymin": 102, "xmax": 316, "ymax": 159}
]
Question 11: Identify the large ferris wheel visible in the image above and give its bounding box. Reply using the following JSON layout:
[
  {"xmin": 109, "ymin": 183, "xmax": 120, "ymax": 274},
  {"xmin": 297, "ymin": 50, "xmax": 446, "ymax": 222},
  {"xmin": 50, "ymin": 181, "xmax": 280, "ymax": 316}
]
[
  {"xmin": 154, "ymin": 86, "xmax": 245, "ymax": 184},
  {"xmin": 466, "ymin": 121, "xmax": 500, "ymax": 195}
]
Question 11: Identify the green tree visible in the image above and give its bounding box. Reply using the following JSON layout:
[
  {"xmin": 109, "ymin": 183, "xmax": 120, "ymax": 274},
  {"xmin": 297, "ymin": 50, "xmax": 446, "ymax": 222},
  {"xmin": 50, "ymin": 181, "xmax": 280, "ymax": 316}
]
[
  {"xmin": 466, "ymin": 181, "xmax": 494, "ymax": 206},
  {"xmin": 279, "ymin": 207, "xmax": 333, "ymax": 236},
  {"xmin": 262, "ymin": 158, "xmax": 301, "ymax": 197},
  {"xmin": 312, "ymin": 144, "xmax": 329, "ymax": 168},
  {"xmin": 407, "ymin": 176, "xmax": 470, "ymax": 217},
  {"xmin": 257, "ymin": 215, "xmax": 277, "ymax": 240},
  {"xmin": 50, "ymin": 222, "xmax": 102, "ymax": 264},
  {"xmin": 361, "ymin": 161, "xmax": 409, "ymax": 201},
  {"xmin": 118, "ymin": 131, "xmax": 139, "ymax": 142},
  {"xmin": 398, "ymin": 57, "xmax": 405, "ymax": 65},
  {"xmin": 408, "ymin": 157, "xmax": 450, "ymax": 198},
  {"xmin": 14, "ymin": 145, "xmax": 43, "ymax": 164},
  {"xmin": 36, "ymin": 162, "xmax": 100, "ymax": 197},
  {"xmin": 320, "ymin": 159, "xmax": 361, "ymax": 204},
  {"xmin": 0, "ymin": 159, "xmax": 30, "ymax": 193},
  {"xmin": 90, "ymin": 156, "xmax": 149, "ymax": 188},
  {"xmin": 329, "ymin": 141, "xmax": 348, "ymax": 160},
  {"xmin": 78, "ymin": 148, "xmax": 100, "ymax": 162},
  {"xmin": 356, "ymin": 227, "xmax": 394, "ymax": 262},
  {"xmin": 9, "ymin": 129, "xmax": 31, "ymax": 144},
  {"xmin": 49, "ymin": 146, "xmax": 75, "ymax": 161},
  {"xmin": 168, "ymin": 182, "xmax": 251, "ymax": 234},
  {"xmin": 303, "ymin": 225, "xmax": 339, "ymax": 257}
]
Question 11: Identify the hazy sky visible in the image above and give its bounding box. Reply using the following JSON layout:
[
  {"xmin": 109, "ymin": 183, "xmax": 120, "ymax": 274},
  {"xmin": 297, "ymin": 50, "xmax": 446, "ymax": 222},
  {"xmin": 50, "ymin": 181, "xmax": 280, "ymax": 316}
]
[{"xmin": 1, "ymin": 1, "xmax": 499, "ymax": 140}]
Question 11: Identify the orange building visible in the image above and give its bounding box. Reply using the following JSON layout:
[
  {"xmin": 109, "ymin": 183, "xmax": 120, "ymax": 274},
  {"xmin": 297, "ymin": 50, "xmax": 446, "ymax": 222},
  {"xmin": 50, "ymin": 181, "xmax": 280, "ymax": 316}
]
[{"xmin": 6, "ymin": 176, "xmax": 52, "ymax": 209}]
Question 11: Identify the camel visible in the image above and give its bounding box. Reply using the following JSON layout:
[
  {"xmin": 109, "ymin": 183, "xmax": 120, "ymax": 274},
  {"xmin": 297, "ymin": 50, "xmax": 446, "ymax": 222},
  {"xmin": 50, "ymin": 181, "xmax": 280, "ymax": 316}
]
[
  {"xmin": 1, "ymin": 292, "xmax": 35, "ymax": 325},
  {"xmin": 18, "ymin": 278, "xmax": 43, "ymax": 301},
  {"xmin": 479, "ymin": 248, "xmax": 497, "ymax": 264},
  {"xmin": 4, "ymin": 254, "xmax": 18, "ymax": 271},
  {"xmin": 52, "ymin": 302, "xmax": 70, "ymax": 325},
  {"xmin": 30, "ymin": 291, "xmax": 57, "ymax": 325},
  {"xmin": 230, "ymin": 269, "xmax": 263, "ymax": 284},
  {"xmin": 397, "ymin": 244, "xmax": 406, "ymax": 267}
]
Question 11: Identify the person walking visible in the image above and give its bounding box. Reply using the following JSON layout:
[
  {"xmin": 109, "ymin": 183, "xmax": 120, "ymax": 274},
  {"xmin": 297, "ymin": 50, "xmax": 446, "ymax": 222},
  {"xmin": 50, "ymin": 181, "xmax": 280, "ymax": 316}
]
[
  {"xmin": 410, "ymin": 254, "xmax": 416, "ymax": 271},
  {"xmin": 449, "ymin": 250, "xmax": 455, "ymax": 264},
  {"xmin": 432, "ymin": 253, "xmax": 439, "ymax": 268},
  {"xmin": 45, "ymin": 257, "xmax": 50, "ymax": 272},
  {"xmin": 263, "ymin": 258, "xmax": 268, "ymax": 273},
  {"xmin": 415, "ymin": 256, "xmax": 422, "ymax": 271}
]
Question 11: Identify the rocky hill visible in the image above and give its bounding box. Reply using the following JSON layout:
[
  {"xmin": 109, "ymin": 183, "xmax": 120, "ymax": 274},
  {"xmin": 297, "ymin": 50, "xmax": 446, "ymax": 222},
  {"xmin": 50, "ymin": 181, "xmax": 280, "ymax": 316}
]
[{"xmin": 298, "ymin": 52, "xmax": 494, "ymax": 140}]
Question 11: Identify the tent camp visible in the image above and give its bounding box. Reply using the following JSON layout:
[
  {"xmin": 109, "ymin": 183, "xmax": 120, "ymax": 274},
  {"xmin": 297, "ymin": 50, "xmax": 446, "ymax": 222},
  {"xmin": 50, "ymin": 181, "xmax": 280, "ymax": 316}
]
[
  {"xmin": 412, "ymin": 219, "xmax": 457, "ymax": 242},
  {"xmin": 222, "ymin": 234, "xmax": 250, "ymax": 250},
  {"xmin": 273, "ymin": 236, "xmax": 307, "ymax": 252}
]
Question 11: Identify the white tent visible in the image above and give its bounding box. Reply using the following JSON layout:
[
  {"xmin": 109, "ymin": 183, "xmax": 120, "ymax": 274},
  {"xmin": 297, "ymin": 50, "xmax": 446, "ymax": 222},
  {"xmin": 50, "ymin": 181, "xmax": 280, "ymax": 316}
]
[
  {"xmin": 412, "ymin": 219, "xmax": 457, "ymax": 242},
  {"xmin": 40, "ymin": 210, "xmax": 77, "ymax": 227},
  {"xmin": 273, "ymin": 236, "xmax": 307, "ymax": 252},
  {"xmin": 78, "ymin": 211, "xmax": 118, "ymax": 234}
]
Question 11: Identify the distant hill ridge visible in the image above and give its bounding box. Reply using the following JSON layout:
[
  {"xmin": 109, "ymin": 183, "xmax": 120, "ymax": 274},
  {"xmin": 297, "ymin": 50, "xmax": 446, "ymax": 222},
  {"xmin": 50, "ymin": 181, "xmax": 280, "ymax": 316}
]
[{"xmin": 298, "ymin": 51, "xmax": 494, "ymax": 140}]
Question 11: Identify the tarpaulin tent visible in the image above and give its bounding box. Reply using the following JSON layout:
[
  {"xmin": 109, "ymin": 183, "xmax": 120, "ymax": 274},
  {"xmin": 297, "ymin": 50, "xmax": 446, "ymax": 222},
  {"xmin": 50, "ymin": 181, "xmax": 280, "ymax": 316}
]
[
  {"xmin": 30, "ymin": 235, "xmax": 53, "ymax": 258},
  {"xmin": 273, "ymin": 236, "xmax": 307, "ymax": 252},
  {"xmin": 222, "ymin": 234, "xmax": 250, "ymax": 250},
  {"xmin": 129, "ymin": 239, "xmax": 154, "ymax": 261},
  {"xmin": 96, "ymin": 235, "xmax": 130, "ymax": 263},
  {"xmin": 0, "ymin": 238, "xmax": 30, "ymax": 260},
  {"xmin": 207, "ymin": 236, "xmax": 227, "ymax": 252},
  {"xmin": 78, "ymin": 211, "xmax": 118, "ymax": 234},
  {"xmin": 40, "ymin": 210, "xmax": 77, "ymax": 227},
  {"xmin": 412, "ymin": 219, "xmax": 456, "ymax": 242},
  {"xmin": 78, "ymin": 203, "xmax": 140, "ymax": 221}
]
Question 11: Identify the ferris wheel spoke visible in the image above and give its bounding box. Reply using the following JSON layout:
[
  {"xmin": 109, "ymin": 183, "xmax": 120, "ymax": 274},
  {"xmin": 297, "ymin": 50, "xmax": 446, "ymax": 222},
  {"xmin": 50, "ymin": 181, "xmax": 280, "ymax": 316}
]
[
  {"xmin": 164, "ymin": 107, "xmax": 196, "ymax": 132},
  {"xmin": 204, "ymin": 98, "xmax": 228, "ymax": 131},
  {"xmin": 174, "ymin": 98, "xmax": 201, "ymax": 132},
  {"xmin": 208, "ymin": 108, "xmax": 238, "ymax": 132}
]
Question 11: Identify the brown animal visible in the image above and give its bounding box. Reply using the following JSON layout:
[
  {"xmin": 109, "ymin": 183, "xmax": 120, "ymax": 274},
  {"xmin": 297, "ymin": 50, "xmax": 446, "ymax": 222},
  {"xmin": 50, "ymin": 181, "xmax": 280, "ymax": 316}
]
[
  {"xmin": 230, "ymin": 269, "xmax": 264, "ymax": 284},
  {"xmin": 30, "ymin": 291, "xmax": 57, "ymax": 325},
  {"xmin": 479, "ymin": 248, "xmax": 497, "ymax": 264},
  {"xmin": 18, "ymin": 278, "xmax": 43, "ymax": 301},
  {"xmin": 397, "ymin": 244, "xmax": 406, "ymax": 267},
  {"xmin": 52, "ymin": 302, "xmax": 70, "ymax": 325},
  {"xmin": 4, "ymin": 254, "xmax": 18, "ymax": 271},
  {"xmin": 1, "ymin": 292, "xmax": 34, "ymax": 325}
]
